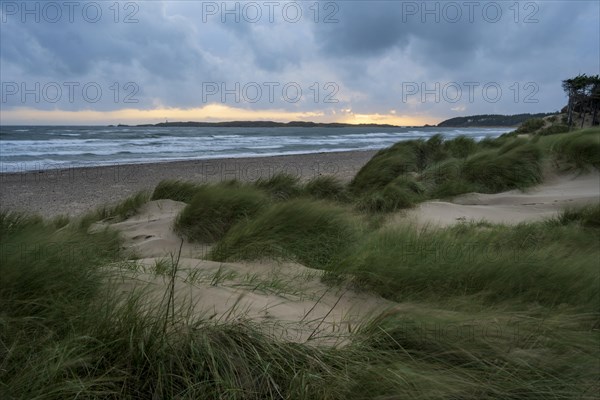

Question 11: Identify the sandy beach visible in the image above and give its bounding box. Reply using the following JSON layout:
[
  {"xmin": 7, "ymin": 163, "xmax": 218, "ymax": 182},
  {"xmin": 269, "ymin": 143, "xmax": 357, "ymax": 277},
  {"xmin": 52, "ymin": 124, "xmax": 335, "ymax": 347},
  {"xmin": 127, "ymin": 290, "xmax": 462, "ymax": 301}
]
[
  {"xmin": 0, "ymin": 150, "xmax": 377, "ymax": 217},
  {"xmin": 3, "ymin": 148, "xmax": 598, "ymax": 225}
]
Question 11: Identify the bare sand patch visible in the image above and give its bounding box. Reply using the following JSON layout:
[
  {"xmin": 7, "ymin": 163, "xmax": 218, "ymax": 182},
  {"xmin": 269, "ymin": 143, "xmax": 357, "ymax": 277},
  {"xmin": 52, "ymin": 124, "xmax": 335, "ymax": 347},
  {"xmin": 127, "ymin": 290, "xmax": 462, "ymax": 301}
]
[
  {"xmin": 103, "ymin": 199, "xmax": 394, "ymax": 346},
  {"xmin": 400, "ymin": 171, "xmax": 599, "ymax": 227}
]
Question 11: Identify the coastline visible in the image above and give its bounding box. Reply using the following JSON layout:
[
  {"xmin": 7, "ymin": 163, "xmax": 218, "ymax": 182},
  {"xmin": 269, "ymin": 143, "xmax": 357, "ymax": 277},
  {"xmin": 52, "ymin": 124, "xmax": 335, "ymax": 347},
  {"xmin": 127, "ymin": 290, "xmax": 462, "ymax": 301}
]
[{"xmin": 0, "ymin": 149, "xmax": 377, "ymax": 218}]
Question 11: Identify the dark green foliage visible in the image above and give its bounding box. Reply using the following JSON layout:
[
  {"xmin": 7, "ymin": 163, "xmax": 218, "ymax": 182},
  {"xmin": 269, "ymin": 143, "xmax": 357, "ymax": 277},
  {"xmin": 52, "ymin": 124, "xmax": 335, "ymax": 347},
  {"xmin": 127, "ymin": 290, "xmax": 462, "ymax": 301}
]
[
  {"xmin": 254, "ymin": 173, "xmax": 302, "ymax": 200},
  {"xmin": 479, "ymin": 136, "xmax": 507, "ymax": 148},
  {"xmin": 578, "ymin": 204, "xmax": 600, "ymax": 227},
  {"xmin": 443, "ymin": 135, "xmax": 477, "ymax": 158},
  {"xmin": 437, "ymin": 113, "xmax": 555, "ymax": 127},
  {"xmin": 550, "ymin": 203, "xmax": 600, "ymax": 228},
  {"xmin": 0, "ymin": 211, "xmax": 44, "ymax": 236},
  {"xmin": 350, "ymin": 137, "xmax": 447, "ymax": 194},
  {"xmin": 497, "ymin": 137, "xmax": 529, "ymax": 155},
  {"xmin": 152, "ymin": 179, "xmax": 203, "ymax": 202},
  {"xmin": 537, "ymin": 124, "xmax": 570, "ymax": 136},
  {"xmin": 357, "ymin": 176, "xmax": 424, "ymax": 213},
  {"xmin": 4, "ymin": 127, "xmax": 600, "ymax": 399},
  {"xmin": 303, "ymin": 175, "xmax": 349, "ymax": 201},
  {"xmin": 421, "ymin": 158, "xmax": 478, "ymax": 198},
  {"xmin": 515, "ymin": 118, "xmax": 545, "ymax": 134},
  {"xmin": 350, "ymin": 141, "xmax": 419, "ymax": 193},
  {"xmin": 0, "ymin": 212, "xmax": 120, "ymax": 322},
  {"xmin": 175, "ymin": 185, "xmax": 269, "ymax": 242},
  {"xmin": 499, "ymin": 131, "xmax": 519, "ymax": 139},
  {"xmin": 421, "ymin": 158, "xmax": 462, "ymax": 185},
  {"xmin": 462, "ymin": 144, "xmax": 543, "ymax": 192},
  {"xmin": 351, "ymin": 133, "xmax": 555, "ymax": 203},
  {"xmin": 50, "ymin": 215, "xmax": 71, "ymax": 229},
  {"xmin": 562, "ymin": 73, "xmax": 600, "ymax": 127},
  {"xmin": 336, "ymin": 222, "xmax": 600, "ymax": 308},
  {"xmin": 210, "ymin": 199, "xmax": 362, "ymax": 268},
  {"xmin": 420, "ymin": 134, "xmax": 449, "ymax": 165},
  {"xmin": 549, "ymin": 128, "xmax": 600, "ymax": 169}
]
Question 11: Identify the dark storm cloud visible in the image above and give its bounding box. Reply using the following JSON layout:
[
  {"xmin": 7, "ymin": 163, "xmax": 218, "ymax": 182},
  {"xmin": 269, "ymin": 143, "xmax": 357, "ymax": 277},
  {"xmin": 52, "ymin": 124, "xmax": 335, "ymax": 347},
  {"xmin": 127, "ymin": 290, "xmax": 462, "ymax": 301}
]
[
  {"xmin": 2, "ymin": 3, "xmax": 207, "ymax": 79},
  {"xmin": 1, "ymin": 0, "xmax": 598, "ymax": 121},
  {"xmin": 313, "ymin": 0, "xmax": 596, "ymax": 69},
  {"xmin": 308, "ymin": 1, "xmax": 598, "ymax": 118}
]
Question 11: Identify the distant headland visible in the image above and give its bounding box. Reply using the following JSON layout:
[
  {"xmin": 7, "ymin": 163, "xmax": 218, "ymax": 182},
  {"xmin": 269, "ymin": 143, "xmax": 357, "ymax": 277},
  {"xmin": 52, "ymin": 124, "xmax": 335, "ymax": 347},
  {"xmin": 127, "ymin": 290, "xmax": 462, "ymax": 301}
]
[
  {"xmin": 109, "ymin": 114, "xmax": 557, "ymax": 129},
  {"xmin": 436, "ymin": 113, "xmax": 556, "ymax": 128},
  {"xmin": 113, "ymin": 121, "xmax": 401, "ymax": 128}
]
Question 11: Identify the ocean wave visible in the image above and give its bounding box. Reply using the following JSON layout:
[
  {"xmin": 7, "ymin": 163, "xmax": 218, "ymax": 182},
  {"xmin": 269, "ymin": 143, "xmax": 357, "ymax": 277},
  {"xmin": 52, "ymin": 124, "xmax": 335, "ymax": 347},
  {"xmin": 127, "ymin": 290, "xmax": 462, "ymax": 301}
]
[
  {"xmin": 0, "ymin": 126, "xmax": 507, "ymax": 172},
  {"xmin": 211, "ymin": 134, "xmax": 243, "ymax": 139}
]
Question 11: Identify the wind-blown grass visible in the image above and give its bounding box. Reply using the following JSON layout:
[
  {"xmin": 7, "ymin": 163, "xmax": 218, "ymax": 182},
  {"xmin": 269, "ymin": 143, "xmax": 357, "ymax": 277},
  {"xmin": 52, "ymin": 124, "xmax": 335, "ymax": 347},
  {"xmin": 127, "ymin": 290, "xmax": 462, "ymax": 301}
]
[
  {"xmin": 420, "ymin": 158, "xmax": 478, "ymax": 198},
  {"xmin": 175, "ymin": 185, "xmax": 269, "ymax": 242},
  {"xmin": 545, "ymin": 128, "xmax": 600, "ymax": 170},
  {"xmin": 78, "ymin": 190, "xmax": 150, "ymax": 228},
  {"xmin": 356, "ymin": 309, "xmax": 599, "ymax": 399},
  {"xmin": 3, "ymin": 211, "xmax": 597, "ymax": 398},
  {"xmin": 350, "ymin": 140, "xmax": 420, "ymax": 193},
  {"xmin": 152, "ymin": 179, "xmax": 204, "ymax": 202},
  {"xmin": 514, "ymin": 117, "xmax": 545, "ymax": 134},
  {"xmin": 356, "ymin": 175, "xmax": 425, "ymax": 212},
  {"xmin": 443, "ymin": 135, "xmax": 478, "ymax": 158},
  {"xmin": 1, "ymin": 210, "xmax": 120, "ymax": 308},
  {"xmin": 549, "ymin": 203, "xmax": 600, "ymax": 228},
  {"xmin": 3, "ymin": 129, "xmax": 600, "ymax": 399},
  {"xmin": 462, "ymin": 143, "xmax": 543, "ymax": 192},
  {"xmin": 303, "ymin": 175, "xmax": 349, "ymax": 202},
  {"xmin": 0, "ymin": 216, "xmax": 393, "ymax": 399},
  {"xmin": 335, "ymin": 219, "xmax": 600, "ymax": 309},
  {"xmin": 537, "ymin": 124, "xmax": 570, "ymax": 136},
  {"xmin": 210, "ymin": 199, "xmax": 363, "ymax": 269},
  {"xmin": 254, "ymin": 173, "xmax": 302, "ymax": 200},
  {"xmin": 351, "ymin": 135, "xmax": 548, "ymax": 206}
]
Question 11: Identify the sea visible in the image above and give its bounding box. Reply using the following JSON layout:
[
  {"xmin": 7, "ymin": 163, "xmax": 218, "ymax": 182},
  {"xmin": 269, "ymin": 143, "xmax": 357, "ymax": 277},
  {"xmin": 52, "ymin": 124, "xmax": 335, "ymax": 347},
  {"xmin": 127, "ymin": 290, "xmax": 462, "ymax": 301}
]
[{"xmin": 0, "ymin": 125, "xmax": 513, "ymax": 173}]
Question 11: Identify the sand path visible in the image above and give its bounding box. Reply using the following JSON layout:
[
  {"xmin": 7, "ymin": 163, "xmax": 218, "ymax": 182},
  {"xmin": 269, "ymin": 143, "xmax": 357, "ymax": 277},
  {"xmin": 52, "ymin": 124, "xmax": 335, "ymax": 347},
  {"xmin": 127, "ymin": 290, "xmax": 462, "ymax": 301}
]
[
  {"xmin": 403, "ymin": 171, "xmax": 599, "ymax": 227},
  {"xmin": 99, "ymin": 200, "xmax": 393, "ymax": 345},
  {"xmin": 99, "ymin": 171, "xmax": 598, "ymax": 344}
]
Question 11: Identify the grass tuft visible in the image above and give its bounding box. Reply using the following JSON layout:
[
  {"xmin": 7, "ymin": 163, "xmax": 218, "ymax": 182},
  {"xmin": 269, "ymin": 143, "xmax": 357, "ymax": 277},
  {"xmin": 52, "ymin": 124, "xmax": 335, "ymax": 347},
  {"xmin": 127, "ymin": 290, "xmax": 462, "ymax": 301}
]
[
  {"xmin": 462, "ymin": 143, "xmax": 543, "ymax": 192},
  {"xmin": 335, "ymin": 221, "xmax": 599, "ymax": 309},
  {"xmin": 547, "ymin": 128, "xmax": 600, "ymax": 170},
  {"xmin": 254, "ymin": 173, "xmax": 302, "ymax": 200},
  {"xmin": 78, "ymin": 191, "xmax": 150, "ymax": 229},
  {"xmin": 549, "ymin": 203, "xmax": 600, "ymax": 228},
  {"xmin": 175, "ymin": 185, "xmax": 269, "ymax": 242},
  {"xmin": 357, "ymin": 176, "xmax": 424, "ymax": 213},
  {"xmin": 210, "ymin": 199, "xmax": 363, "ymax": 269},
  {"xmin": 303, "ymin": 175, "xmax": 349, "ymax": 202},
  {"xmin": 152, "ymin": 179, "xmax": 203, "ymax": 202},
  {"xmin": 443, "ymin": 135, "xmax": 478, "ymax": 158},
  {"xmin": 3, "ymin": 128, "xmax": 600, "ymax": 399}
]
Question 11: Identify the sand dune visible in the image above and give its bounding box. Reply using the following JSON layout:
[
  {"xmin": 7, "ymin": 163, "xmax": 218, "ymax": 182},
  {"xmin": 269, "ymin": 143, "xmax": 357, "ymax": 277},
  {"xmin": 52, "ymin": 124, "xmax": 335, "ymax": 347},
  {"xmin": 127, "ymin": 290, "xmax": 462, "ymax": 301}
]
[
  {"xmin": 404, "ymin": 171, "xmax": 599, "ymax": 227},
  {"xmin": 100, "ymin": 171, "xmax": 598, "ymax": 344},
  {"xmin": 101, "ymin": 199, "xmax": 393, "ymax": 346},
  {"xmin": 106, "ymin": 199, "xmax": 207, "ymax": 259}
]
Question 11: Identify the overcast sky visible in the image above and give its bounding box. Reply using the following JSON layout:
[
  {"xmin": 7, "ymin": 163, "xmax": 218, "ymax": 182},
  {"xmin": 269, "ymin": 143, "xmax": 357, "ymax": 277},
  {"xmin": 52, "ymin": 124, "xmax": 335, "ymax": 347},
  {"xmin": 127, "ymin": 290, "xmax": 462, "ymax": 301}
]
[{"xmin": 1, "ymin": 0, "xmax": 598, "ymax": 125}]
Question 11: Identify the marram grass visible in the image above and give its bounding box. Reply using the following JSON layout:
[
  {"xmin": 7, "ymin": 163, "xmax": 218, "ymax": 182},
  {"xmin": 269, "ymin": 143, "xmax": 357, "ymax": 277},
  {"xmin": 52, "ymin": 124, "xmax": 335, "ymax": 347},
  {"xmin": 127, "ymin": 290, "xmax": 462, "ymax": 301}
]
[{"xmin": 2, "ymin": 128, "xmax": 600, "ymax": 399}]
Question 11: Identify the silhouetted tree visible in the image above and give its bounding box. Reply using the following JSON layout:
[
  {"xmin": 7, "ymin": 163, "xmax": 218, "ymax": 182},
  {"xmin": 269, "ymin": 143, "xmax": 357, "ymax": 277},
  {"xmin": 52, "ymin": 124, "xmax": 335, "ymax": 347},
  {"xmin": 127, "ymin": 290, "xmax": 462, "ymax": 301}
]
[{"xmin": 562, "ymin": 74, "xmax": 600, "ymax": 129}]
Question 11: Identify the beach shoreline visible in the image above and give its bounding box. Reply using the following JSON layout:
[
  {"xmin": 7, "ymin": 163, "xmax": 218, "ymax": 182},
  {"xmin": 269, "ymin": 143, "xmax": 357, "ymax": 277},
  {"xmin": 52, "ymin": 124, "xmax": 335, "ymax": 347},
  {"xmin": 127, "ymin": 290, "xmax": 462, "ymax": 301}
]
[{"xmin": 0, "ymin": 149, "xmax": 377, "ymax": 217}]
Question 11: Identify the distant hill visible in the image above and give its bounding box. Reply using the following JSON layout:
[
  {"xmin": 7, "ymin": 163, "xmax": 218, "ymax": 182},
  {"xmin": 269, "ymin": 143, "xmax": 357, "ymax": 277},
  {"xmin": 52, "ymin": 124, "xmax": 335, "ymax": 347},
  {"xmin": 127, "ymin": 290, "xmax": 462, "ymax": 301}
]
[
  {"xmin": 437, "ymin": 113, "xmax": 556, "ymax": 127},
  {"xmin": 125, "ymin": 121, "xmax": 400, "ymax": 128}
]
